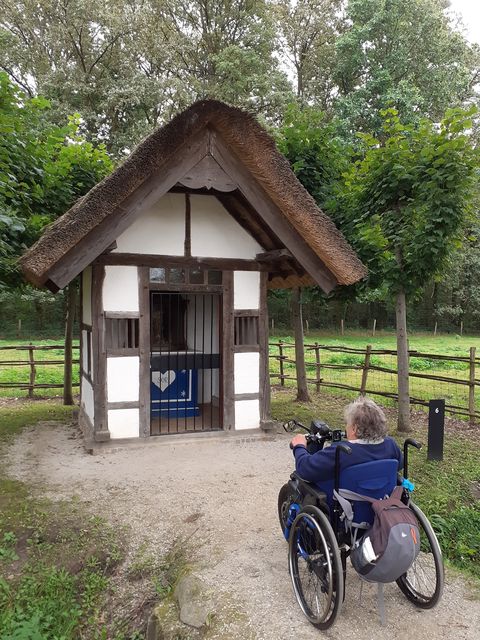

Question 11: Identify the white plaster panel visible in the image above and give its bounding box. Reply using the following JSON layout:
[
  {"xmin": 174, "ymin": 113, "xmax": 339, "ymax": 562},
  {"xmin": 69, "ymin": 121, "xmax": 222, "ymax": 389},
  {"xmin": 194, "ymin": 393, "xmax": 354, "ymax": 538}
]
[
  {"xmin": 114, "ymin": 193, "xmax": 185, "ymax": 255},
  {"xmin": 107, "ymin": 356, "xmax": 139, "ymax": 402},
  {"xmin": 82, "ymin": 267, "xmax": 92, "ymax": 325},
  {"xmin": 81, "ymin": 376, "xmax": 94, "ymax": 421},
  {"xmin": 234, "ymin": 271, "xmax": 260, "ymax": 309},
  {"xmin": 103, "ymin": 266, "xmax": 139, "ymax": 312},
  {"xmin": 81, "ymin": 330, "xmax": 88, "ymax": 373},
  {"xmin": 235, "ymin": 400, "xmax": 260, "ymax": 430},
  {"xmin": 108, "ymin": 409, "xmax": 139, "ymax": 439},
  {"xmin": 191, "ymin": 195, "xmax": 263, "ymax": 258},
  {"xmin": 234, "ymin": 352, "xmax": 260, "ymax": 395}
]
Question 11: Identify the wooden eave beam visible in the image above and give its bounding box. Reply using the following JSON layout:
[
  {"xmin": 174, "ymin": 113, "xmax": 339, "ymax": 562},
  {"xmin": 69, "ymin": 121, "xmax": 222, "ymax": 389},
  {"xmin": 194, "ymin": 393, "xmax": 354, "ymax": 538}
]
[
  {"xmin": 256, "ymin": 248, "xmax": 293, "ymax": 262},
  {"xmin": 94, "ymin": 253, "xmax": 273, "ymax": 272}
]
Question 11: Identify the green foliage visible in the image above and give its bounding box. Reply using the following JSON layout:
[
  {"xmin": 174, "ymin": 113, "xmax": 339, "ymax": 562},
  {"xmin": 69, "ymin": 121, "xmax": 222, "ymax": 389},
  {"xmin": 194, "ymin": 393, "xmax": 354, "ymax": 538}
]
[
  {"xmin": 0, "ymin": 0, "xmax": 293, "ymax": 156},
  {"xmin": 333, "ymin": 0, "xmax": 480, "ymax": 136},
  {"xmin": 335, "ymin": 107, "xmax": 479, "ymax": 297},
  {"xmin": 0, "ymin": 72, "xmax": 112, "ymax": 288},
  {"xmin": 277, "ymin": 104, "xmax": 351, "ymax": 208}
]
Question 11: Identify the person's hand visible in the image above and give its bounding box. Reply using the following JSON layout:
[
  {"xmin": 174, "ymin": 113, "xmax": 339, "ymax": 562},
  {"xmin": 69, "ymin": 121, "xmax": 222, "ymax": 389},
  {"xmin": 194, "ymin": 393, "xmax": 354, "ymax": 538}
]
[{"xmin": 290, "ymin": 434, "xmax": 307, "ymax": 449}]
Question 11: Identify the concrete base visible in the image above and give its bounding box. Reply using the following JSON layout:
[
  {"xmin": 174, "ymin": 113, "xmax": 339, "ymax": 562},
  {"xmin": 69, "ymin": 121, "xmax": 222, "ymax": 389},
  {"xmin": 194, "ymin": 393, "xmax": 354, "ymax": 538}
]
[{"xmin": 84, "ymin": 427, "xmax": 275, "ymax": 455}]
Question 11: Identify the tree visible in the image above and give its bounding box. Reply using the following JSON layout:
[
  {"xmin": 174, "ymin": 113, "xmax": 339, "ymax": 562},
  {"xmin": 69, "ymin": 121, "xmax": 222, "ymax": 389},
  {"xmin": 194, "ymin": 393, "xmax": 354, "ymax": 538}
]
[
  {"xmin": 0, "ymin": 72, "xmax": 113, "ymax": 288},
  {"xmin": 333, "ymin": 0, "xmax": 480, "ymax": 137},
  {"xmin": 0, "ymin": 0, "xmax": 292, "ymax": 156},
  {"xmin": 0, "ymin": 72, "xmax": 112, "ymax": 401},
  {"xmin": 335, "ymin": 107, "xmax": 478, "ymax": 430},
  {"xmin": 274, "ymin": 0, "xmax": 342, "ymax": 107}
]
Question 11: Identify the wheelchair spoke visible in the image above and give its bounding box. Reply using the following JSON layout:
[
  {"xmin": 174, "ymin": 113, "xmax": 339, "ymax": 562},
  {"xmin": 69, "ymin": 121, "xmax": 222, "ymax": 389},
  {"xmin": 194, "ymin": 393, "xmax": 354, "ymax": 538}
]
[
  {"xmin": 396, "ymin": 502, "xmax": 444, "ymax": 609},
  {"xmin": 288, "ymin": 507, "xmax": 343, "ymax": 629}
]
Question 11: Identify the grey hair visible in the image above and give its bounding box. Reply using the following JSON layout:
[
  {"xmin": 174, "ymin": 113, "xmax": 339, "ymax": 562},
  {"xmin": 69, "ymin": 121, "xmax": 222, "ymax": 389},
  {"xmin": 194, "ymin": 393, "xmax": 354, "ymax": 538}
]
[{"xmin": 344, "ymin": 397, "xmax": 388, "ymax": 441}]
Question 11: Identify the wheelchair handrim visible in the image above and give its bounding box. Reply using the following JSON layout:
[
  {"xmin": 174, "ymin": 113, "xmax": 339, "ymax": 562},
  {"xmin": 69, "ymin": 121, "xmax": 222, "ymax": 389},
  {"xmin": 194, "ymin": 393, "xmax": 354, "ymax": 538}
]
[{"xmin": 288, "ymin": 512, "xmax": 334, "ymax": 624}]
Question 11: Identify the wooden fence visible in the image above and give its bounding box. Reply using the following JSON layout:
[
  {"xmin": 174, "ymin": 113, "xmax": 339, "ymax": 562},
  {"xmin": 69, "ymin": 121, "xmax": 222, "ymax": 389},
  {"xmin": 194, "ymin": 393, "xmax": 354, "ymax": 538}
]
[
  {"xmin": 0, "ymin": 344, "xmax": 80, "ymax": 397},
  {"xmin": 270, "ymin": 341, "xmax": 480, "ymax": 424},
  {"xmin": 2, "ymin": 341, "xmax": 479, "ymax": 424}
]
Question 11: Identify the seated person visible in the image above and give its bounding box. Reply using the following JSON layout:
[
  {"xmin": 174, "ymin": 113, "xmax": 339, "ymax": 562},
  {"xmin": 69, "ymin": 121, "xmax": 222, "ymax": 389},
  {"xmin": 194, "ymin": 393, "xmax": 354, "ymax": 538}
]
[{"xmin": 290, "ymin": 397, "xmax": 403, "ymax": 487}]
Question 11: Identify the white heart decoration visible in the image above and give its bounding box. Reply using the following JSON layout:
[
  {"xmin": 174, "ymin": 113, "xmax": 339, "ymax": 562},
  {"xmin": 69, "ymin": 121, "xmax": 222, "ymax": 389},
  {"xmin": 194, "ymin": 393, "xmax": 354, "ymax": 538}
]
[{"xmin": 160, "ymin": 370, "xmax": 176, "ymax": 392}]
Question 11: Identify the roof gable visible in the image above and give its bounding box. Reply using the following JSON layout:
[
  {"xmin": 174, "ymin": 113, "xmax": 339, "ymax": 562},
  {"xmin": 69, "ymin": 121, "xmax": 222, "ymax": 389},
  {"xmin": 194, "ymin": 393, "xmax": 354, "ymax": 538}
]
[{"xmin": 19, "ymin": 100, "xmax": 367, "ymax": 292}]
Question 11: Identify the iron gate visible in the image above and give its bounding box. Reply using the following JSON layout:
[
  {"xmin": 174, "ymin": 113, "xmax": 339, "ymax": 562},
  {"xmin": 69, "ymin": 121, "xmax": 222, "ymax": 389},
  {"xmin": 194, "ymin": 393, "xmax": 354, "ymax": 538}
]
[{"xmin": 150, "ymin": 291, "xmax": 222, "ymax": 434}]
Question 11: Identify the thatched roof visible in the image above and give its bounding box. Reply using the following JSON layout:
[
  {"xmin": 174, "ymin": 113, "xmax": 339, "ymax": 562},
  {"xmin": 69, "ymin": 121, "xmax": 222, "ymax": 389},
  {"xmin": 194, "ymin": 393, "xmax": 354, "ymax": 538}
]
[{"xmin": 20, "ymin": 100, "xmax": 366, "ymax": 290}]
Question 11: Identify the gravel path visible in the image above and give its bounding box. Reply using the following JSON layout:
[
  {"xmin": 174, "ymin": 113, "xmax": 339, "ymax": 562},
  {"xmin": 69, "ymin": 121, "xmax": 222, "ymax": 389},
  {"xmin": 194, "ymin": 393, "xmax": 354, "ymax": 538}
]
[{"xmin": 6, "ymin": 421, "xmax": 480, "ymax": 640}]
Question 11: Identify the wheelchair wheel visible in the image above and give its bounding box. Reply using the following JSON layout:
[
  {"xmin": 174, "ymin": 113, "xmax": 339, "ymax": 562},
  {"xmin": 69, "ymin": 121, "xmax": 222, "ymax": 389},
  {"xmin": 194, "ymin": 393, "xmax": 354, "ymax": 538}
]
[
  {"xmin": 278, "ymin": 483, "xmax": 296, "ymax": 532},
  {"xmin": 288, "ymin": 505, "xmax": 343, "ymax": 629},
  {"xmin": 396, "ymin": 501, "xmax": 444, "ymax": 609}
]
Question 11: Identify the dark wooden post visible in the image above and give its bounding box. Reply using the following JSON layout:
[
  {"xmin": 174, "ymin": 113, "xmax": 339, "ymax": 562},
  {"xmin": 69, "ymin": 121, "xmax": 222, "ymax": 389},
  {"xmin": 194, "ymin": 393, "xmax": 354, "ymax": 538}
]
[
  {"xmin": 292, "ymin": 287, "xmax": 311, "ymax": 402},
  {"xmin": 314, "ymin": 342, "xmax": 321, "ymax": 393},
  {"xmin": 279, "ymin": 340, "xmax": 285, "ymax": 387},
  {"xmin": 396, "ymin": 288, "xmax": 411, "ymax": 432},
  {"xmin": 28, "ymin": 344, "xmax": 36, "ymax": 399},
  {"xmin": 360, "ymin": 345, "xmax": 372, "ymax": 396},
  {"xmin": 63, "ymin": 282, "xmax": 77, "ymax": 406},
  {"xmin": 469, "ymin": 346, "xmax": 476, "ymax": 425}
]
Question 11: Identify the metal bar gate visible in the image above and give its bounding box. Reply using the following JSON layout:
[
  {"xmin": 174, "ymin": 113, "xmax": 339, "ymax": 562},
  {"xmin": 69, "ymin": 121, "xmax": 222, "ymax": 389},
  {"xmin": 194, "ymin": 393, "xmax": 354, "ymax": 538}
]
[{"xmin": 150, "ymin": 291, "xmax": 222, "ymax": 434}]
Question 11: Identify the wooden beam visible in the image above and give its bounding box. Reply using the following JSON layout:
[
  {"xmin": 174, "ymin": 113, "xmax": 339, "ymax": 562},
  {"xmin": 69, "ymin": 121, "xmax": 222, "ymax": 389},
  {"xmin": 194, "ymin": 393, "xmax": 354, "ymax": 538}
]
[
  {"xmin": 138, "ymin": 267, "xmax": 150, "ymax": 438},
  {"xmin": 210, "ymin": 131, "xmax": 338, "ymax": 293},
  {"xmin": 95, "ymin": 253, "xmax": 272, "ymax": 272},
  {"xmin": 215, "ymin": 192, "xmax": 277, "ymax": 252},
  {"xmin": 222, "ymin": 271, "xmax": 235, "ymax": 430},
  {"xmin": 45, "ymin": 130, "xmax": 211, "ymax": 291},
  {"xmin": 177, "ymin": 154, "xmax": 237, "ymax": 191},
  {"xmin": 91, "ymin": 264, "xmax": 109, "ymax": 442},
  {"xmin": 256, "ymin": 249, "xmax": 293, "ymax": 262}
]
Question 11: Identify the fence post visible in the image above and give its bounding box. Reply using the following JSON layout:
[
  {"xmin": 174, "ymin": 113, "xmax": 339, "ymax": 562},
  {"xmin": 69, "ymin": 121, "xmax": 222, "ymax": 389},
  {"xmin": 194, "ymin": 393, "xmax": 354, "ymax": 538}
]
[
  {"xmin": 360, "ymin": 345, "xmax": 372, "ymax": 396},
  {"xmin": 17, "ymin": 319, "xmax": 21, "ymax": 338},
  {"xmin": 340, "ymin": 318, "xmax": 344, "ymax": 336},
  {"xmin": 279, "ymin": 340, "xmax": 285, "ymax": 387},
  {"xmin": 372, "ymin": 318, "xmax": 377, "ymax": 337},
  {"xmin": 314, "ymin": 342, "xmax": 321, "ymax": 393},
  {"xmin": 28, "ymin": 344, "xmax": 36, "ymax": 399},
  {"xmin": 469, "ymin": 346, "xmax": 476, "ymax": 425}
]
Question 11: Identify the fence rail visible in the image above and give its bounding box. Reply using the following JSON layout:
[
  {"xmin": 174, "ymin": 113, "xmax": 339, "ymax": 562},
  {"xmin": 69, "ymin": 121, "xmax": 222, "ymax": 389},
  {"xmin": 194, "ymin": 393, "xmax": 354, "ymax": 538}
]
[
  {"xmin": 269, "ymin": 341, "xmax": 480, "ymax": 424},
  {"xmin": 2, "ymin": 341, "xmax": 479, "ymax": 423},
  {"xmin": 0, "ymin": 344, "xmax": 80, "ymax": 397}
]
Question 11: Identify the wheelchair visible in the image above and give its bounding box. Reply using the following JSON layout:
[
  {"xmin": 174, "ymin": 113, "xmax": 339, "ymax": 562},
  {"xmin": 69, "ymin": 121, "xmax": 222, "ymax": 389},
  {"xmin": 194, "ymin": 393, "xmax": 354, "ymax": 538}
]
[{"xmin": 278, "ymin": 419, "xmax": 444, "ymax": 630}]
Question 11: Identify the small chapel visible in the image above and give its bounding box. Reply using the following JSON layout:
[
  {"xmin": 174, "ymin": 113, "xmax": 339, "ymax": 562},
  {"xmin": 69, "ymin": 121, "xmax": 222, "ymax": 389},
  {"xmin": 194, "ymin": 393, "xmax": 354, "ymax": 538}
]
[{"xmin": 20, "ymin": 100, "xmax": 366, "ymax": 444}]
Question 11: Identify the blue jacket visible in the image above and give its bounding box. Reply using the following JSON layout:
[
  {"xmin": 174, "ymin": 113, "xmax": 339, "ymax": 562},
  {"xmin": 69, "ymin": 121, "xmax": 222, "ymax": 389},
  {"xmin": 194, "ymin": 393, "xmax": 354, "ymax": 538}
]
[{"xmin": 293, "ymin": 436, "xmax": 403, "ymax": 486}]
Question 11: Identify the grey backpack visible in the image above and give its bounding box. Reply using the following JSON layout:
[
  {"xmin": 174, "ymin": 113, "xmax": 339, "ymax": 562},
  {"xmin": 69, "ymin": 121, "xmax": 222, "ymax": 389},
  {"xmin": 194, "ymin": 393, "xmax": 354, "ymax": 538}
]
[{"xmin": 336, "ymin": 486, "xmax": 421, "ymax": 583}]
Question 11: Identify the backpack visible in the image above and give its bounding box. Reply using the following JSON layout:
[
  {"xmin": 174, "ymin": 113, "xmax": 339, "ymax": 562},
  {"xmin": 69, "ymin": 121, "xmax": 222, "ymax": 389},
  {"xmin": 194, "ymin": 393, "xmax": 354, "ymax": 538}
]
[{"xmin": 336, "ymin": 486, "xmax": 421, "ymax": 583}]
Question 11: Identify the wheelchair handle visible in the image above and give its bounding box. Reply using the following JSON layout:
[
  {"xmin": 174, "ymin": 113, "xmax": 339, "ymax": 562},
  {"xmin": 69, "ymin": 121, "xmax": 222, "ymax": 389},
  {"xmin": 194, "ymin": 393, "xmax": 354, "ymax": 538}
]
[
  {"xmin": 334, "ymin": 443, "xmax": 352, "ymax": 493},
  {"xmin": 403, "ymin": 438, "xmax": 422, "ymax": 480}
]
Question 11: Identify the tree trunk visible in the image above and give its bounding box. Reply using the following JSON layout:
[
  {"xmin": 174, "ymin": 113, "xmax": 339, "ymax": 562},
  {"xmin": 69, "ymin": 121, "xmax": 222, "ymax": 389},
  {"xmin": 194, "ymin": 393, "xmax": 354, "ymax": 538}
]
[
  {"xmin": 292, "ymin": 287, "xmax": 311, "ymax": 402},
  {"xmin": 63, "ymin": 283, "xmax": 77, "ymax": 406},
  {"xmin": 396, "ymin": 288, "xmax": 410, "ymax": 432}
]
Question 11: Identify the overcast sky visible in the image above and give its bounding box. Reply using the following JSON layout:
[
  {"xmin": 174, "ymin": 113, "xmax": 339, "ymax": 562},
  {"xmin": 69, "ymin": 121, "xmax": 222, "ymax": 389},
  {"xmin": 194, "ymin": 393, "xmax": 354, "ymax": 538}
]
[{"xmin": 449, "ymin": 0, "xmax": 480, "ymax": 43}]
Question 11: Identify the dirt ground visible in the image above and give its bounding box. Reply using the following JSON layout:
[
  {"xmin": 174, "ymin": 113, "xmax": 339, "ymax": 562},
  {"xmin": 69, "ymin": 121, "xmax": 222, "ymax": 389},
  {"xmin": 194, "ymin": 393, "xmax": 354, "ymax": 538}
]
[{"xmin": 5, "ymin": 421, "xmax": 480, "ymax": 640}]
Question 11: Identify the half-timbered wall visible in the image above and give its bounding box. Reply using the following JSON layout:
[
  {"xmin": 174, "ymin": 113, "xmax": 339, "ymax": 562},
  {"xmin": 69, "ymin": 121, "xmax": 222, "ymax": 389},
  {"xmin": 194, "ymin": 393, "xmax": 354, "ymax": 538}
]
[
  {"xmin": 102, "ymin": 266, "xmax": 141, "ymax": 439},
  {"xmin": 82, "ymin": 190, "xmax": 268, "ymax": 439},
  {"xmin": 233, "ymin": 270, "xmax": 261, "ymax": 430},
  {"xmin": 113, "ymin": 193, "xmax": 262, "ymax": 259}
]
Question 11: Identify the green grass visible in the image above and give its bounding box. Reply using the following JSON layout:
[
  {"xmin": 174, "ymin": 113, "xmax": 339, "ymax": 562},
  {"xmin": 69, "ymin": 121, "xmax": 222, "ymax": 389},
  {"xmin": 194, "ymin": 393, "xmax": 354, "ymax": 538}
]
[
  {"xmin": 0, "ymin": 402, "xmax": 133, "ymax": 640},
  {"xmin": 0, "ymin": 339, "xmax": 79, "ymax": 399},
  {"xmin": 269, "ymin": 330, "xmax": 480, "ymax": 417},
  {"xmin": 271, "ymin": 388, "xmax": 480, "ymax": 580}
]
